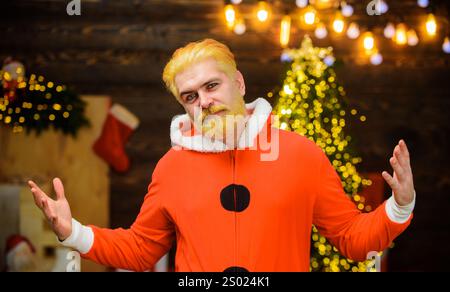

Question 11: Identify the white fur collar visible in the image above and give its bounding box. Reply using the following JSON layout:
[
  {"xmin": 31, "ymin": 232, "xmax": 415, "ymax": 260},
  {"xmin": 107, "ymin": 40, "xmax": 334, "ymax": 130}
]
[{"xmin": 170, "ymin": 97, "xmax": 272, "ymax": 153}]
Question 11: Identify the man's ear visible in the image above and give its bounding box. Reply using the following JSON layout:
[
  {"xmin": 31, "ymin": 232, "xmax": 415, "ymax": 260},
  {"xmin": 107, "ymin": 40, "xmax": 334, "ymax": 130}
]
[{"xmin": 235, "ymin": 70, "xmax": 246, "ymax": 96}]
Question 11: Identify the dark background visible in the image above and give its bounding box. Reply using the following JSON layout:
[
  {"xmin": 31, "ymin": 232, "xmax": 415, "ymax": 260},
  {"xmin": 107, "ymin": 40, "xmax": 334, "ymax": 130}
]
[{"xmin": 1, "ymin": 0, "xmax": 449, "ymax": 271}]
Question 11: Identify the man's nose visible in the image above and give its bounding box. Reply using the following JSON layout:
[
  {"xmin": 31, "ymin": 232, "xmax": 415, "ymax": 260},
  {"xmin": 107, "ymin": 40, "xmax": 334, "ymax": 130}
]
[{"xmin": 199, "ymin": 92, "xmax": 213, "ymax": 109}]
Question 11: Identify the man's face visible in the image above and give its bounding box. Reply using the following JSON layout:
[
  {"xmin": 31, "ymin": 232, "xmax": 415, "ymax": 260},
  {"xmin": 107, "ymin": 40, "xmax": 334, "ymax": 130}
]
[{"xmin": 174, "ymin": 58, "xmax": 247, "ymax": 140}]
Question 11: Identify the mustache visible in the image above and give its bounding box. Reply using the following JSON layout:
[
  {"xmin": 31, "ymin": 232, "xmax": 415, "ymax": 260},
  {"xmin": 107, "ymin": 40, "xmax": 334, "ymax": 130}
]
[{"xmin": 200, "ymin": 105, "xmax": 229, "ymax": 122}]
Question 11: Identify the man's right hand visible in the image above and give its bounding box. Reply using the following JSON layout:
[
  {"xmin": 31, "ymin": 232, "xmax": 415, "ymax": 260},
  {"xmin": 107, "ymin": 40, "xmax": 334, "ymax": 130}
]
[{"xmin": 28, "ymin": 178, "xmax": 72, "ymax": 241}]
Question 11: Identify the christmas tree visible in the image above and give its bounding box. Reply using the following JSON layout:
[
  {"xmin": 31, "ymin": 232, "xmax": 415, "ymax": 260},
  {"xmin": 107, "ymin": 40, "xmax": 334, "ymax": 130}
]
[
  {"xmin": 0, "ymin": 59, "xmax": 89, "ymax": 136},
  {"xmin": 270, "ymin": 36, "xmax": 375, "ymax": 272}
]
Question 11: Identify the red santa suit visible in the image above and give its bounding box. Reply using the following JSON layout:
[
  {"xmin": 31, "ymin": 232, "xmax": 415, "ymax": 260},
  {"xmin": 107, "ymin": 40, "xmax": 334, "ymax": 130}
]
[{"xmin": 61, "ymin": 98, "xmax": 414, "ymax": 271}]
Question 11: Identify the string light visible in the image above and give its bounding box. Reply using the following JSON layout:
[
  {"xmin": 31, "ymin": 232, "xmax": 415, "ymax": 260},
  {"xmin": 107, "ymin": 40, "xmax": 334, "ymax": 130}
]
[
  {"xmin": 384, "ymin": 22, "xmax": 396, "ymax": 39},
  {"xmin": 443, "ymin": 37, "xmax": 450, "ymax": 54},
  {"xmin": 315, "ymin": 22, "xmax": 328, "ymax": 39},
  {"xmin": 417, "ymin": 0, "xmax": 429, "ymax": 8},
  {"xmin": 224, "ymin": 4, "xmax": 236, "ymax": 29},
  {"xmin": 407, "ymin": 29, "xmax": 419, "ymax": 46},
  {"xmin": 347, "ymin": 22, "xmax": 360, "ymax": 39},
  {"xmin": 370, "ymin": 50, "xmax": 383, "ymax": 65},
  {"xmin": 341, "ymin": 1, "xmax": 354, "ymax": 17},
  {"xmin": 303, "ymin": 5, "xmax": 317, "ymax": 25},
  {"xmin": 425, "ymin": 13, "xmax": 437, "ymax": 36},
  {"xmin": 280, "ymin": 15, "xmax": 291, "ymax": 48},
  {"xmin": 394, "ymin": 23, "xmax": 408, "ymax": 45},
  {"xmin": 220, "ymin": 1, "xmax": 450, "ymax": 52},
  {"xmin": 296, "ymin": 0, "xmax": 308, "ymax": 8},
  {"xmin": 324, "ymin": 55, "xmax": 335, "ymax": 66},
  {"xmin": 362, "ymin": 31, "xmax": 375, "ymax": 52},
  {"xmin": 256, "ymin": 1, "xmax": 270, "ymax": 23},
  {"xmin": 233, "ymin": 18, "xmax": 246, "ymax": 35},
  {"xmin": 332, "ymin": 11, "xmax": 345, "ymax": 34},
  {"xmin": 375, "ymin": 0, "xmax": 389, "ymax": 14}
]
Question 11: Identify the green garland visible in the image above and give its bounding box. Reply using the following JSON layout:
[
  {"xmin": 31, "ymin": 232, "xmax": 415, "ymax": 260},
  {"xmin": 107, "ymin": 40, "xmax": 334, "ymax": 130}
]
[{"xmin": 0, "ymin": 72, "xmax": 89, "ymax": 136}]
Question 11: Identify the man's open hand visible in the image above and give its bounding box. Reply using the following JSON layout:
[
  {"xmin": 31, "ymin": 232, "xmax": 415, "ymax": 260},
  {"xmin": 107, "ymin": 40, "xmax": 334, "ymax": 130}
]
[
  {"xmin": 28, "ymin": 178, "xmax": 72, "ymax": 241},
  {"xmin": 382, "ymin": 140, "xmax": 415, "ymax": 206}
]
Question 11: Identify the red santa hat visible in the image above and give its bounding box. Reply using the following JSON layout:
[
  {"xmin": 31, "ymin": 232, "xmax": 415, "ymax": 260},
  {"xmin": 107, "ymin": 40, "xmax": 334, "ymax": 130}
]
[
  {"xmin": 5, "ymin": 234, "xmax": 36, "ymax": 256},
  {"xmin": 4, "ymin": 235, "xmax": 37, "ymax": 272}
]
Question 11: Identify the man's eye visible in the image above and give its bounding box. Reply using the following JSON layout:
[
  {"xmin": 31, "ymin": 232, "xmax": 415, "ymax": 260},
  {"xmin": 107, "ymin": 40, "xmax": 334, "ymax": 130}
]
[
  {"xmin": 185, "ymin": 93, "xmax": 197, "ymax": 103},
  {"xmin": 206, "ymin": 83, "xmax": 218, "ymax": 90}
]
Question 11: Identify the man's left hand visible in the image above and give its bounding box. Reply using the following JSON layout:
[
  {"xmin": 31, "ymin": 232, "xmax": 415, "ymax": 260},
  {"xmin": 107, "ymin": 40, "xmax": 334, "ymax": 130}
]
[{"xmin": 382, "ymin": 140, "xmax": 415, "ymax": 206}]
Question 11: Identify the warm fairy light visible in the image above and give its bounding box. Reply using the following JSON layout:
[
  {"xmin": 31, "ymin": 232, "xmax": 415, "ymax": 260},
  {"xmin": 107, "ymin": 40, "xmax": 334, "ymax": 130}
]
[
  {"xmin": 341, "ymin": 1, "xmax": 354, "ymax": 17},
  {"xmin": 224, "ymin": 4, "xmax": 236, "ymax": 29},
  {"xmin": 280, "ymin": 15, "xmax": 291, "ymax": 48},
  {"xmin": 363, "ymin": 32, "xmax": 375, "ymax": 51},
  {"xmin": 375, "ymin": 0, "xmax": 389, "ymax": 14},
  {"xmin": 417, "ymin": 0, "xmax": 429, "ymax": 8},
  {"xmin": 425, "ymin": 13, "xmax": 437, "ymax": 36},
  {"xmin": 315, "ymin": 22, "xmax": 328, "ymax": 39},
  {"xmin": 296, "ymin": 0, "xmax": 308, "ymax": 8},
  {"xmin": 283, "ymin": 84, "xmax": 293, "ymax": 95},
  {"xmin": 384, "ymin": 22, "xmax": 396, "ymax": 39},
  {"xmin": 332, "ymin": 12, "xmax": 345, "ymax": 34},
  {"xmin": 233, "ymin": 18, "xmax": 246, "ymax": 35},
  {"xmin": 407, "ymin": 29, "xmax": 419, "ymax": 46},
  {"xmin": 395, "ymin": 23, "xmax": 408, "ymax": 45},
  {"xmin": 256, "ymin": 1, "xmax": 269, "ymax": 22},
  {"xmin": 346, "ymin": 22, "xmax": 360, "ymax": 39},
  {"xmin": 303, "ymin": 5, "xmax": 317, "ymax": 25},
  {"xmin": 370, "ymin": 50, "xmax": 383, "ymax": 65},
  {"xmin": 443, "ymin": 37, "xmax": 450, "ymax": 54}
]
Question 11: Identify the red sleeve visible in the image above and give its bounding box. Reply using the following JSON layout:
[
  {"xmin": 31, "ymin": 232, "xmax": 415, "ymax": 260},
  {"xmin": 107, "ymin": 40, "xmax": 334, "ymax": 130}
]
[
  {"xmin": 312, "ymin": 150, "xmax": 412, "ymax": 261},
  {"xmin": 81, "ymin": 170, "xmax": 175, "ymax": 271}
]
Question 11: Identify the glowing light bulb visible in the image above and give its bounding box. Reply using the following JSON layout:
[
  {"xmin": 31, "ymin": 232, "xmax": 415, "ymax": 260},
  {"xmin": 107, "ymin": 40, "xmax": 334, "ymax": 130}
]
[
  {"xmin": 324, "ymin": 55, "xmax": 335, "ymax": 66},
  {"xmin": 303, "ymin": 5, "xmax": 316, "ymax": 25},
  {"xmin": 363, "ymin": 32, "xmax": 375, "ymax": 51},
  {"xmin": 233, "ymin": 18, "xmax": 246, "ymax": 35},
  {"xmin": 341, "ymin": 2, "xmax": 354, "ymax": 17},
  {"xmin": 395, "ymin": 23, "xmax": 408, "ymax": 45},
  {"xmin": 257, "ymin": 1, "xmax": 269, "ymax": 22},
  {"xmin": 332, "ymin": 12, "xmax": 345, "ymax": 34},
  {"xmin": 370, "ymin": 51, "xmax": 383, "ymax": 65},
  {"xmin": 231, "ymin": 0, "xmax": 242, "ymax": 4},
  {"xmin": 280, "ymin": 15, "xmax": 291, "ymax": 48},
  {"xmin": 296, "ymin": 0, "xmax": 308, "ymax": 8},
  {"xmin": 224, "ymin": 4, "xmax": 236, "ymax": 29},
  {"xmin": 443, "ymin": 37, "xmax": 450, "ymax": 54},
  {"xmin": 417, "ymin": 0, "xmax": 429, "ymax": 8},
  {"xmin": 407, "ymin": 29, "xmax": 419, "ymax": 46},
  {"xmin": 384, "ymin": 22, "xmax": 396, "ymax": 39},
  {"xmin": 280, "ymin": 52, "xmax": 292, "ymax": 62},
  {"xmin": 315, "ymin": 22, "xmax": 328, "ymax": 39},
  {"xmin": 347, "ymin": 22, "xmax": 360, "ymax": 39},
  {"xmin": 425, "ymin": 13, "xmax": 437, "ymax": 36},
  {"xmin": 375, "ymin": 0, "xmax": 389, "ymax": 14},
  {"xmin": 284, "ymin": 84, "xmax": 293, "ymax": 95}
]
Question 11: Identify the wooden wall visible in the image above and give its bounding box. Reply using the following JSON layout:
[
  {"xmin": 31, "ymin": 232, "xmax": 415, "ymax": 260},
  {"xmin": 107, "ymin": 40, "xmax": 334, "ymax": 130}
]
[{"xmin": 1, "ymin": 0, "xmax": 449, "ymax": 271}]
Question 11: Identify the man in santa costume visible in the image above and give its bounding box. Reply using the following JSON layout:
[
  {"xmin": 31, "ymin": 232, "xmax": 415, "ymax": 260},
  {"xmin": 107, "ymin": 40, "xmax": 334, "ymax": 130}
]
[
  {"xmin": 28, "ymin": 39, "xmax": 415, "ymax": 272},
  {"xmin": 4, "ymin": 235, "xmax": 38, "ymax": 272}
]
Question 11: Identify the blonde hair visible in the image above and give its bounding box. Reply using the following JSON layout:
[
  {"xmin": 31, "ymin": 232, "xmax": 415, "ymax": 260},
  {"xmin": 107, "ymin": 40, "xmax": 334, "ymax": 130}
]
[{"xmin": 162, "ymin": 39, "xmax": 237, "ymax": 99}]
